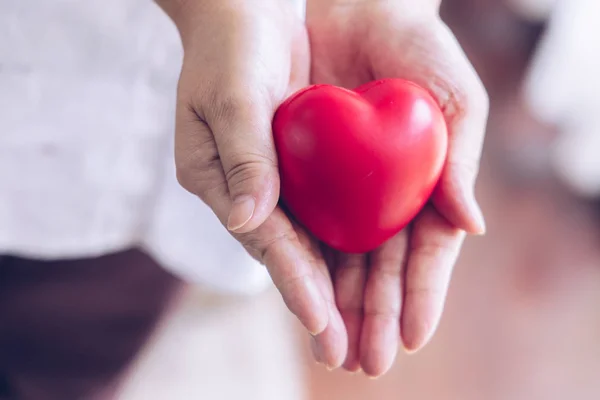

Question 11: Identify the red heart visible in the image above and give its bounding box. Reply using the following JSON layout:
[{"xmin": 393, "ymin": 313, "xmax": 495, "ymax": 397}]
[{"xmin": 273, "ymin": 78, "xmax": 448, "ymax": 253}]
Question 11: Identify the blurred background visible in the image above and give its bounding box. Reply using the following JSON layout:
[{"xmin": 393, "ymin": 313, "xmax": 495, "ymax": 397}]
[{"xmin": 2, "ymin": 0, "xmax": 600, "ymax": 399}]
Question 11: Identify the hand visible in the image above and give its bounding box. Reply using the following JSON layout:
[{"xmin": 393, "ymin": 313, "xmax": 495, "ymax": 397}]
[
  {"xmin": 157, "ymin": 0, "xmax": 335, "ymax": 339},
  {"xmin": 306, "ymin": 0, "xmax": 489, "ymax": 376}
]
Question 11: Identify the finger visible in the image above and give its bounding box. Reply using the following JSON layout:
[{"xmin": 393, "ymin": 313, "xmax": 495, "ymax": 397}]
[
  {"xmin": 359, "ymin": 230, "xmax": 408, "ymax": 378},
  {"xmin": 175, "ymin": 70, "xmax": 328, "ymax": 341},
  {"xmin": 299, "ymin": 232, "xmax": 347, "ymax": 370},
  {"xmin": 311, "ymin": 303, "xmax": 347, "ymax": 371},
  {"xmin": 174, "ymin": 98, "xmax": 231, "ymax": 221},
  {"xmin": 401, "ymin": 206, "xmax": 465, "ymax": 353},
  {"xmin": 240, "ymin": 209, "xmax": 330, "ymax": 337},
  {"xmin": 427, "ymin": 22, "xmax": 488, "ymax": 234},
  {"xmin": 199, "ymin": 87, "xmax": 281, "ymax": 235},
  {"xmin": 371, "ymin": 19, "xmax": 489, "ymax": 234},
  {"xmin": 334, "ymin": 253, "xmax": 367, "ymax": 372}
]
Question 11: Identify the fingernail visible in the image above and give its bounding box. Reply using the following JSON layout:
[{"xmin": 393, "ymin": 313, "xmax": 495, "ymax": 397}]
[
  {"xmin": 310, "ymin": 336, "xmax": 323, "ymax": 364},
  {"xmin": 404, "ymin": 346, "xmax": 420, "ymax": 355},
  {"xmin": 303, "ymin": 279, "xmax": 329, "ymax": 335},
  {"xmin": 401, "ymin": 311, "xmax": 435, "ymax": 354},
  {"xmin": 402, "ymin": 331, "xmax": 427, "ymax": 354},
  {"xmin": 472, "ymin": 202, "xmax": 486, "ymax": 235},
  {"xmin": 227, "ymin": 196, "xmax": 255, "ymax": 232},
  {"xmin": 466, "ymin": 191, "xmax": 486, "ymax": 235}
]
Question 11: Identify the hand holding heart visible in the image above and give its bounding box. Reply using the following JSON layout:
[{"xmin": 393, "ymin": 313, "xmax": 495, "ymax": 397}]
[
  {"xmin": 296, "ymin": 0, "xmax": 489, "ymax": 375},
  {"xmin": 164, "ymin": 0, "xmax": 488, "ymax": 377}
]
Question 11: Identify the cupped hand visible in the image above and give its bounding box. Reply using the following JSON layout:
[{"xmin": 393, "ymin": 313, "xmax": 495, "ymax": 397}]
[
  {"xmin": 158, "ymin": 0, "xmax": 334, "ymax": 342},
  {"xmin": 306, "ymin": 0, "xmax": 489, "ymax": 376}
]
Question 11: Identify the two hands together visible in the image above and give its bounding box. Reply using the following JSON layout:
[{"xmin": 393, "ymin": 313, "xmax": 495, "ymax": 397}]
[{"xmin": 157, "ymin": 0, "xmax": 488, "ymax": 377}]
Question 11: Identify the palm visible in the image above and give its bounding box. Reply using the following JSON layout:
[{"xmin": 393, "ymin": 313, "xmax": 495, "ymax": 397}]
[{"xmin": 299, "ymin": 2, "xmax": 487, "ymax": 376}]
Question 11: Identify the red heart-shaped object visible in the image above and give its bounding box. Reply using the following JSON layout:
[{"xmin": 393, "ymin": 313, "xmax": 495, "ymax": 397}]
[{"xmin": 273, "ymin": 78, "xmax": 448, "ymax": 253}]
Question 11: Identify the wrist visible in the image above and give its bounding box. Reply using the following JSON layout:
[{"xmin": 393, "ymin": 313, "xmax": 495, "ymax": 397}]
[
  {"xmin": 155, "ymin": 0, "xmax": 194, "ymax": 24},
  {"xmin": 156, "ymin": 0, "xmax": 222, "ymax": 45}
]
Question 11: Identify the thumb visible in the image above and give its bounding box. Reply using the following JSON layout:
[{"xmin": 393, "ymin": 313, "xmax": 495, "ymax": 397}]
[
  {"xmin": 371, "ymin": 21, "xmax": 488, "ymax": 234},
  {"xmin": 202, "ymin": 91, "xmax": 281, "ymax": 234}
]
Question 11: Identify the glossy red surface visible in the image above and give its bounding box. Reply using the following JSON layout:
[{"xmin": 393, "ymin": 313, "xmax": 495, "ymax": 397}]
[{"xmin": 273, "ymin": 79, "xmax": 448, "ymax": 253}]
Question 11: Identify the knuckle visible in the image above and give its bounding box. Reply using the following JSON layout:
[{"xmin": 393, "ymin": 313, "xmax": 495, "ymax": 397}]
[
  {"xmin": 409, "ymin": 227, "xmax": 456, "ymax": 261},
  {"xmin": 175, "ymin": 144, "xmax": 223, "ymax": 199},
  {"xmin": 225, "ymin": 153, "xmax": 277, "ymax": 188},
  {"xmin": 375, "ymin": 264, "xmax": 403, "ymax": 282},
  {"xmin": 470, "ymin": 76, "xmax": 489, "ymax": 110},
  {"xmin": 412, "ymin": 222, "xmax": 460, "ymax": 251},
  {"xmin": 433, "ymin": 78, "xmax": 469, "ymax": 122},
  {"xmin": 198, "ymin": 73, "xmax": 274, "ymax": 131},
  {"xmin": 211, "ymin": 90, "xmax": 249, "ymax": 123},
  {"xmin": 260, "ymin": 229, "xmax": 298, "ymax": 263},
  {"xmin": 464, "ymin": 77, "xmax": 490, "ymax": 121},
  {"xmin": 434, "ymin": 71, "xmax": 489, "ymax": 124},
  {"xmin": 241, "ymin": 227, "xmax": 298, "ymax": 265},
  {"xmin": 458, "ymin": 74, "xmax": 489, "ymax": 120},
  {"xmin": 174, "ymin": 105, "xmax": 221, "ymax": 195},
  {"xmin": 280, "ymin": 274, "xmax": 312, "ymax": 299},
  {"xmin": 405, "ymin": 284, "xmax": 444, "ymax": 298},
  {"xmin": 337, "ymin": 286, "xmax": 364, "ymax": 309},
  {"xmin": 175, "ymin": 165, "xmax": 226, "ymax": 203},
  {"xmin": 446, "ymin": 157, "xmax": 480, "ymax": 182},
  {"xmin": 175, "ymin": 154, "xmax": 200, "ymax": 194},
  {"xmin": 202, "ymin": 82, "xmax": 260, "ymax": 125},
  {"xmin": 411, "ymin": 241, "xmax": 448, "ymax": 261},
  {"xmin": 363, "ymin": 304, "xmax": 400, "ymax": 319},
  {"xmin": 175, "ymin": 166, "xmax": 195, "ymax": 193}
]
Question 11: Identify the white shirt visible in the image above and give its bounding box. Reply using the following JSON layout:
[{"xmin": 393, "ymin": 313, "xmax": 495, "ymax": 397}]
[{"xmin": 0, "ymin": 0, "xmax": 306, "ymax": 294}]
